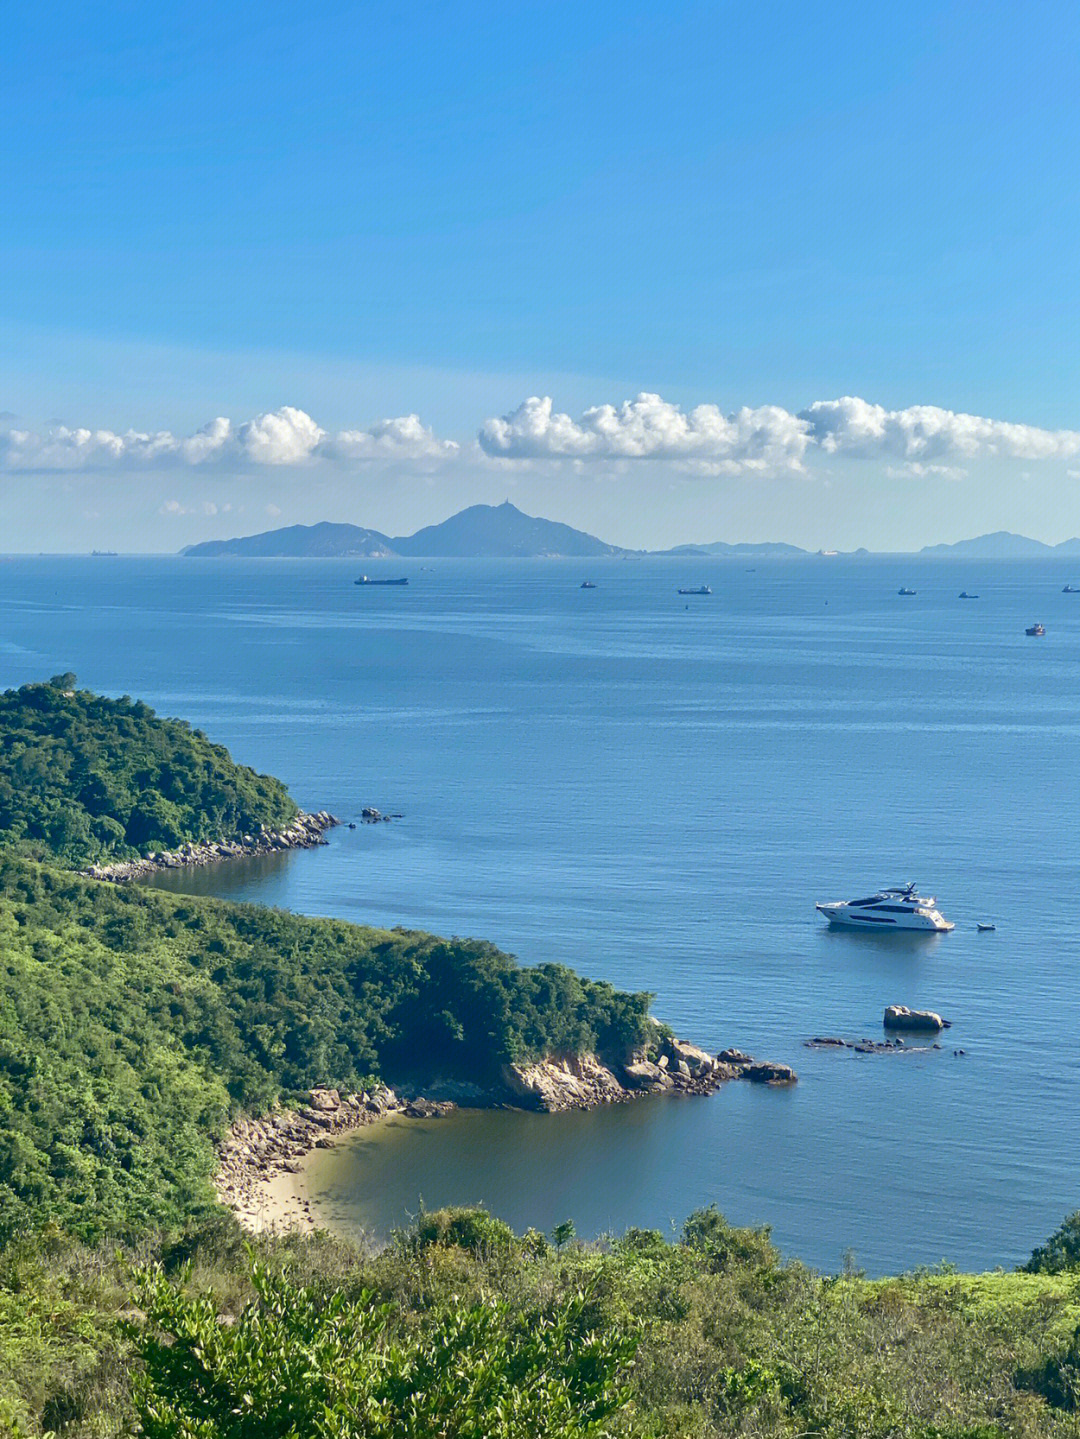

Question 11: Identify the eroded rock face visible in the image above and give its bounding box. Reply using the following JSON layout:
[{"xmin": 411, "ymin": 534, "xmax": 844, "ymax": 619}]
[
  {"xmin": 500, "ymin": 1054, "xmax": 628, "ymax": 1111},
  {"xmin": 883, "ymin": 1005, "xmax": 948, "ymax": 1031}
]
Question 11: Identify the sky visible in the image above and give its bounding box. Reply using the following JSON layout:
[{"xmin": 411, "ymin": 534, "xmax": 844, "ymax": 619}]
[{"xmin": 2, "ymin": 0, "xmax": 1079, "ymax": 552}]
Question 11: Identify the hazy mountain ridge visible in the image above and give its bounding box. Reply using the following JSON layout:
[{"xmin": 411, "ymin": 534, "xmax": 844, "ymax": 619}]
[
  {"xmin": 920, "ymin": 531, "xmax": 1080, "ymax": 558},
  {"xmin": 183, "ymin": 503, "xmax": 622, "ymax": 559},
  {"xmin": 656, "ymin": 540, "xmax": 808, "ymax": 557},
  {"xmin": 181, "ymin": 513, "xmax": 1080, "ymax": 561},
  {"xmin": 183, "ymin": 521, "xmax": 396, "ymax": 558}
]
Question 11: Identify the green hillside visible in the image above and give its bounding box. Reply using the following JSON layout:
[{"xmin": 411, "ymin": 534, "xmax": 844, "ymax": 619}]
[
  {"xmin": 0, "ymin": 857, "xmax": 651, "ymax": 1244},
  {"xmin": 0, "ymin": 678, "xmax": 298, "ymax": 866}
]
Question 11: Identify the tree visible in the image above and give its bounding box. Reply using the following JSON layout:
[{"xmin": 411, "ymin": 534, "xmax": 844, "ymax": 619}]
[{"xmin": 1024, "ymin": 1211, "xmax": 1080, "ymax": 1273}]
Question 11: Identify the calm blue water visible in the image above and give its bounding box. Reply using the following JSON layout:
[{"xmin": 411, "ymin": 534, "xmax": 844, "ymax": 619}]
[{"xmin": 2, "ymin": 553, "xmax": 1079, "ymax": 1273}]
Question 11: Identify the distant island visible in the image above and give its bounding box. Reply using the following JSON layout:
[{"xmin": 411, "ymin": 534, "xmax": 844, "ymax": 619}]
[
  {"xmin": 177, "ymin": 510, "xmax": 1080, "ymax": 560},
  {"xmin": 918, "ymin": 531, "xmax": 1080, "ymax": 558},
  {"xmin": 182, "ymin": 501, "xmax": 623, "ymax": 559}
]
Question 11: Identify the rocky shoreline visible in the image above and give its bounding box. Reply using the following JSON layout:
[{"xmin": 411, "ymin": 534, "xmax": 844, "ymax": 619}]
[
  {"xmin": 81, "ymin": 810, "xmax": 339, "ymax": 882},
  {"xmin": 215, "ymin": 1036, "xmax": 797, "ymax": 1233}
]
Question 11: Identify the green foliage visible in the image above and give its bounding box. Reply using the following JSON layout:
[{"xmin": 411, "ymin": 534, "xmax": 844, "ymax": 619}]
[
  {"xmin": 1016, "ymin": 1324, "xmax": 1080, "ymax": 1411},
  {"xmin": 6, "ymin": 1210, "xmax": 1080, "ymax": 1439},
  {"xmin": 0, "ymin": 680, "xmax": 298, "ymax": 865},
  {"xmin": 410, "ymin": 1207, "xmax": 517, "ymax": 1257},
  {"xmin": 133, "ymin": 1255, "xmax": 637, "ymax": 1438},
  {"xmin": 680, "ymin": 1203, "xmax": 779, "ymax": 1272},
  {"xmin": 0, "ymin": 857, "xmax": 653, "ymax": 1243},
  {"xmin": 1026, "ymin": 1211, "xmax": 1080, "ymax": 1275}
]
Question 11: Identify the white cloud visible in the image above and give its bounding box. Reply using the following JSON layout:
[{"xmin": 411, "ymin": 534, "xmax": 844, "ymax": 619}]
[
  {"xmin": 478, "ymin": 393, "xmax": 812, "ymax": 473},
  {"xmin": 6, "ymin": 394, "xmax": 1079, "ymax": 482},
  {"xmin": 885, "ymin": 462, "xmax": 968, "ymax": 480},
  {"xmin": 800, "ymin": 396, "xmax": 1080, "ymax": 463},
  {"xmin": 159, "ymin": 499, "xmax": 234, "ymax": 517},
  {"xmin": 0, "ymin": 407, "xmax": 456, "ymax": 472},
  {"xmin": 236, "ymin": 406, "xmax": 325, "ymax": 464},
  {"xmin": 324, "ymin": 413, "xmax": 458, "ymax": 461}
]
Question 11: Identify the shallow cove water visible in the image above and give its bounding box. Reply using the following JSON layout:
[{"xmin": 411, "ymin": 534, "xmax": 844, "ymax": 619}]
[{"xmin": 3, "ymin": 553, "xmax": 1080, "ymax": 1273}]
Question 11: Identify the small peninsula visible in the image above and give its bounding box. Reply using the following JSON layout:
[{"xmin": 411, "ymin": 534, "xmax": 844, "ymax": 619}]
[{"xmin": 0, "ymin": 677, "xmax": 742, "ymax": 1247}]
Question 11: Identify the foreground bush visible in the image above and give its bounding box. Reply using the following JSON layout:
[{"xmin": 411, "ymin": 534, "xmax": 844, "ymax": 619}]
[
  {"xmin": 134, "ymin": 1256, "xmax": 637, "ymax": 1439},
  {"xmin": 8, "ymin": 1207, "xmax": 1080, "ymax": 1438}
]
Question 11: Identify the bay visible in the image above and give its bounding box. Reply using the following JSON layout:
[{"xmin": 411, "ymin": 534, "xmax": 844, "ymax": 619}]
[{"xmin": 2, "ymin": 552, "xmax": 1078, "ymax": 1273}]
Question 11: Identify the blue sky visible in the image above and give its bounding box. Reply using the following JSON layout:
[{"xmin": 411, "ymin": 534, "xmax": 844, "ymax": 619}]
[{"xmin": 2, "ymin": 0, "xmax": 1079, "ymax": 550}]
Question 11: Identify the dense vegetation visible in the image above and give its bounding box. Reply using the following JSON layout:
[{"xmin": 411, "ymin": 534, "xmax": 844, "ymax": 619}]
[
  {"xmin": 5, "ymin": 680, "xmax": 1080, "ymax": 1436},
  {"xmin": 0, "ymin": 679, "xmax": 298, "ymax": 865},
  {"xmin": 5, "ymin": 1205, "xmax": 1080, "ymax": 1437},
  {"xmin": 0, "ymin": 857, "xmax": 652, "ymax": 1243}
]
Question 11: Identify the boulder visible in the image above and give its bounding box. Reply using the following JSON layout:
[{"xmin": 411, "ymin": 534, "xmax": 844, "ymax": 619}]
[
  {"xmin": 666, "ymin": 1039, "xmax": 717, "ymax": 1076},
  {"xmin": 717, "ymin": 1048, "xmax": 754, "ymax": 1068},
  {"xmin": 883, "ymin": 1005, "xmax": 948, "ymax": 1032},
  {"xmin": 711, "ymin": 1062, "xmax": 745, "ymax": 1081},
  {"xmin": 744, "ymin": 1062, "xmax": 798, "ymax": 1085},
  {"xmin": 309, "ymin": 1087, "xmax": 341, "ymax": 1111},
  {"xmin": 621, "ymin": 1060, "xmax": 673, "ymax": 1091}
]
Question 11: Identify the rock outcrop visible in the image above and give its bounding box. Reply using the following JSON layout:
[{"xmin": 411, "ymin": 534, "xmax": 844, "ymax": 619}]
[
  {"xmin": 83, "ymin": 810, "xmax": 339, "ymax": 882},
  {"xmin": 805, "ymin": 1035, "xmax": 943, "ymax": 1055},
  {"xmin": 743, "ymin": 1062, "xmax": 798, "ymax": 1085},
  {"xmin": 883, "ymin": 1005, "xmax": 950, "ymax": 1032},
  {"xmin": 499, "ymin": 1034, "xmax": 795, "ymax": 1111}
]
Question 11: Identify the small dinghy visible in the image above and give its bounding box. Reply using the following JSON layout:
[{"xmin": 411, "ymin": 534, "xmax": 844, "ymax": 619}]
[{"xmin": 977, "ymin": 923, "xmax": 996, "ymax": 932}]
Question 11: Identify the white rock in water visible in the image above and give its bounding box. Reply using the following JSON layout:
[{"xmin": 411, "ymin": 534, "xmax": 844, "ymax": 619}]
[{"xmin": 883, "ymin": 1005, "xmax": 947, "ymax": 1031}]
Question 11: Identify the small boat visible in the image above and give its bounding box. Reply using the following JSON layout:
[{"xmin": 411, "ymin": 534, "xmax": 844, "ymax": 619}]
[
  {"xmin": 816, "ymin": 882, "xmax": 954, "ymax": 932},
  {"xmin": 1026, "ymin": 623, "xmax": 1045, "ymax": 636},
  {"xmin": 1063, "ymin": 585, "xmax": 1079, "ymax": 594},
  {"xmin": 898, "ymin": 587, "xmax": 916, "ymax": 596},
  {"xmin": 580, "ymin": 580, "xmax": 597, "ymax": 589},
  {"xmin": 958, "ymin": 591, "xmax": 978, "ymax": 599},
  {"xmin": 677, "ymin": 585, "xmax": 712, "ymax": 596},
  {"xmin": 354, "ymin": 575, "xmax": 408, "ymax": 586},
  {"xmin": 977, "ymin": 923, "xmax": 996, "ymax": 932}
]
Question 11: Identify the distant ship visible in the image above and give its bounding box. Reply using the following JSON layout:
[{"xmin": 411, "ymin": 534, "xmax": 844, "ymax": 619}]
[
  {"xmin": 1064, "ymin": 585, "xmax": 1079, "ymax": 593},
  {"xmin": 677, "ymin": 585, "xmax": 712, "ymax": 596},
  {"xmin": 958, "ymin": 591, "xmax": 978, "ymax": 599},
  {"xmin": 898, "ymin": 587, "xmax": 916, "ymax": 596},
  {"xmin": 354, "ymin": 575, "xmax": 408, "ymax": 586},
  {"xmin": 1026, "ymin": 623, "xmax": 1045, "ymax": 636},
  {"xmin": 580, "ymin": 580, "xmax": 597, "ymax": 589}
]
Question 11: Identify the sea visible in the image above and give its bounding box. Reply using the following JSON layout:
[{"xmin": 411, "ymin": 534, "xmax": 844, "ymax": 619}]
[{"xmin": 2, "ymin": 552, "xmax": 1079, "ymax": 1274}]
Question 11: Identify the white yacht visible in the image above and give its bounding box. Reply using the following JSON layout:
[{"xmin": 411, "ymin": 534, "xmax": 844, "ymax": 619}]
[{"xmin": 816, "ymin": 883, "xmax": 954, "ymax": 932}]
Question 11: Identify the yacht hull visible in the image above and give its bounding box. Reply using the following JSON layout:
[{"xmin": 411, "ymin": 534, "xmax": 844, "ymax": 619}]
[{"xmin": 816, "ymin": 904, "xmax": 953, "ymax": 932}]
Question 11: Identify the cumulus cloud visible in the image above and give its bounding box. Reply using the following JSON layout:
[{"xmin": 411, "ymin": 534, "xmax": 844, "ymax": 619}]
[
  {"xmin": 5, "ymin": 394, "xmax": 1078, "ymax": 481},
  {"xmin": 323, "ymin": 413, "xmax": 458, "ymax": 461},
  {"xmin": 0, "ymin": 407, "xmax": 456, "ymax": 472},
  {"xmin": 479, "ymin": 393, "xmax": 812, "ymax": 473},
  {"xmin": 477, "ymin": 392, "xmax": 1080, "ymax": 476},
  {"xmin": 800, "ymin": 396, "xmax": 1080, "ymax": 463}
]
